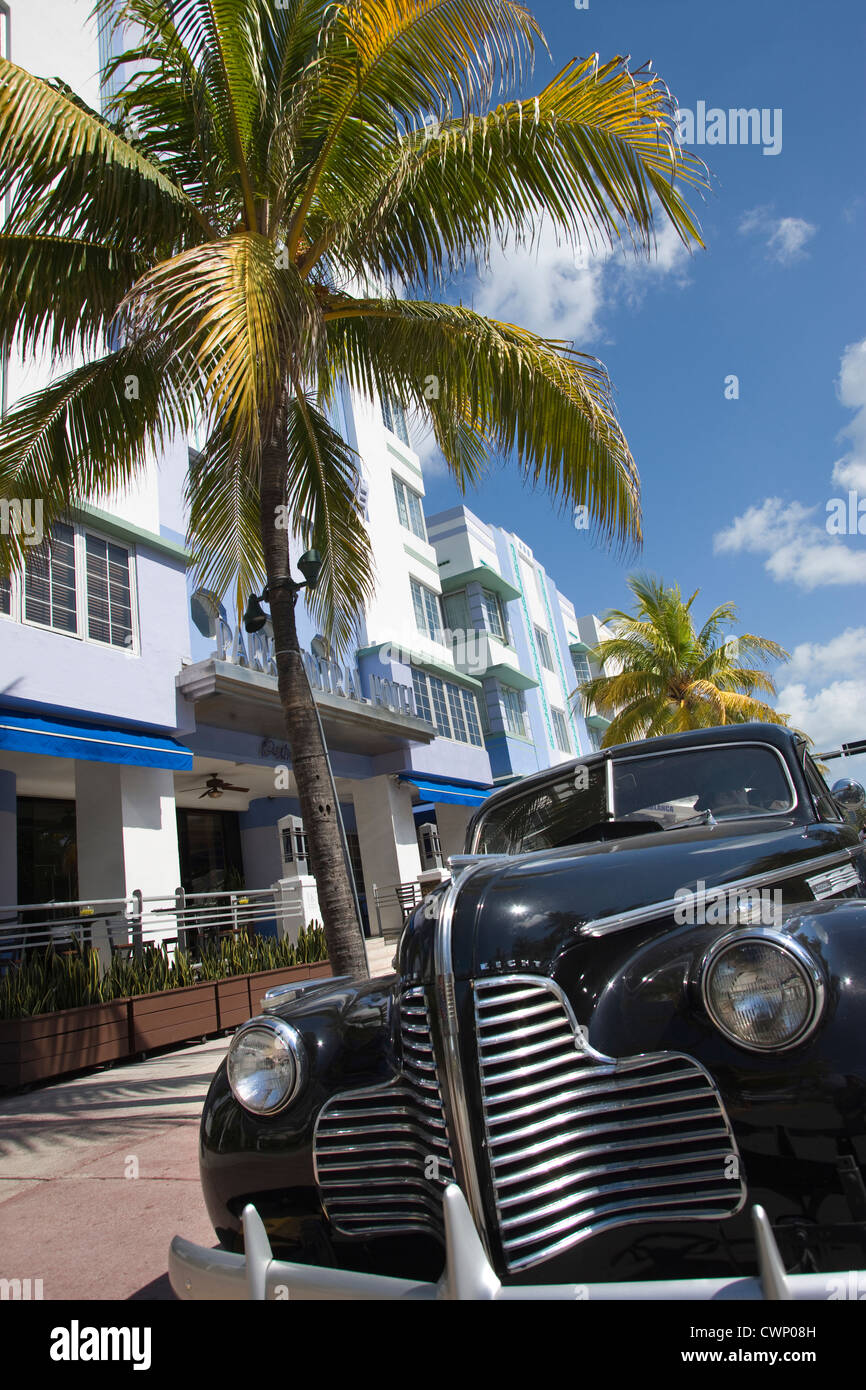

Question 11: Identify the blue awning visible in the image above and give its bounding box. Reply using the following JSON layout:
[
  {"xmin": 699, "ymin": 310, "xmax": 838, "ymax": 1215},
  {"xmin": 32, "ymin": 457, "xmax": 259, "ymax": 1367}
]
[
  {"xmin": 0, "ymin": 709, "xmax": 193, "ymax": 771},
  {"xmin": 398, "ymin": 773, "xmax": 494, "ymax": 808}
]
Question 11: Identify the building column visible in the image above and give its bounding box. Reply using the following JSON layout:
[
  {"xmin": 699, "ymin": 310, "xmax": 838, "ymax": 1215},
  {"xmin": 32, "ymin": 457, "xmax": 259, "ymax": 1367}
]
[
  {"xmin": 0, "ymin": 769, "xmax": 16, "ymax": 911},
  {"xmin": 352, "ymin": 775, "xmax": 422, "ymax": 937},
  {"xmin": 75, "ymin": 762, "xmax": 181, "ymax": 946},
  {"xmin": 434, "ymin": 802, "xmax": 473, "ymax": 863}
]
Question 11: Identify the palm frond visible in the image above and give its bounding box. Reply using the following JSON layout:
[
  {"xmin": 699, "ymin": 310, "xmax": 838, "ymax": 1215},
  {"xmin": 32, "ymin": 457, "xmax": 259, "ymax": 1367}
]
[
  {"xmin": 121, "ymin": 232, "xmax": 322, "ymax": 451},
  {"xmin": 0, "ymin": 233, "xmax": 144, "ymax": 360},
  {"xmin": 185, "ymin": 427, "xmax": 265, "ymax": 618},
  {"xmin": 324, "ymin": 295, "xmax": 640, "ymax": 546},
  {"xmin": 323, "ymin": 54, "xmax": 706, "ymax": 287},
  {"xmin": 0, "ymin": 340, "xmax": 198, "ymax": 573},
  {"xmin": 285, "ymin": 389, "xmax": 375, "ymax": 655},
  {"xmin": 284, "ymin": 0, "xmax": 541, "ymax": 259},
  {"xmin": 0, "ymin": 56, "xmax": 209, "ymax": 247},
  {"xmin": 100, "ymin": 0, "xmax": 265, "ymax": 225}
]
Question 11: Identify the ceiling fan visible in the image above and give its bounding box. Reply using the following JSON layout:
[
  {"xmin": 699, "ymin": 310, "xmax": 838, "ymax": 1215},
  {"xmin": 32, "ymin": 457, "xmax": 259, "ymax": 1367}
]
[{"xmin": 188, "ymin": 773, "xmax": 251, "ymax": 800}]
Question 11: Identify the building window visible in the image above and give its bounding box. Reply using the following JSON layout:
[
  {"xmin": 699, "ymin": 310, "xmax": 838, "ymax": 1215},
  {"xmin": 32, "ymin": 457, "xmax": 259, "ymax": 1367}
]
[
  {"xmin": 502, "ymin": 687, "xmax": 527, "ymax": 738},
  {"xmin": 551, "ymin": 707, "xmax": 572, "ymax": 753},
  {"xmin": 535, "ymin": 625, "xmax": 554, "ymax": 671},
  {"xmin": 85, "ymin": 534, "xmax": 133, "ymax": 648},
  {"xmin": 447, "ymin": 684, "xmax": 467, "ymax": 742},
  {"xmin": 392, "ymin": 473, "xmax": 426, "ymax": 540},
  {"xmin": 411, "ymin": 667, "xmax": 483, "ymax": 746},
  {"xmin": 427, "ymin": 674, "xmax": 451, "ymax": 733},
  {"xmin": 587, "ymin": 725, "xmax": 603, "ymax": 752},
  {"xmin": 462, "ymin": 687, "xmax": 483, "ymax": 744},
  {"xmin": 410, "ymin": 577, "xmax": 443, "ymax": 641},
  {"xmin": 411, "ymin": 668, "xmax": 433, "ymax": 724},
  {"xmin": 24, "ymin": 522, "xmax": 77, "ymax": 634},
  {"xmin": 381, "ymin": 395, "xmax": 411, "ymax": 447},
  {"xmin": 12, "ymin": 520, "xmax": 137, "ymax": 650},
  {"xmin": 481, "ymin": 588, "xmax": 506, "ymax": 641},
  {"xmin": 571, "ymin": 650, "xmax": 592, "ymax": 685},
  {"xmin": 0, "ymin": 574, "xmax": 10, "ymax": 616},
  {"xmin": 443, "ymin": 589, "xmax": 470, "ymax": 635}
]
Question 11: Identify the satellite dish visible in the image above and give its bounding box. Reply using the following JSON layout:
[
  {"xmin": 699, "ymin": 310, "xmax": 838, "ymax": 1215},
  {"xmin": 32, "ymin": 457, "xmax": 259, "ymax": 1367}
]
[
  {"xmin": 311, "ymin": 634, "xmax": 332, "ymax": 661},
  {"xmin": 190, "ymin": 588, "xmax": 226, "ymax": 639}
]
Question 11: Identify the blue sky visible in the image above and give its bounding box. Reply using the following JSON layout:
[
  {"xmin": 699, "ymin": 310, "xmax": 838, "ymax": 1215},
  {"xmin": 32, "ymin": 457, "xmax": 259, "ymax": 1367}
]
[{"xmin": 418, "ymin": 0, "xmax": 866, "ymax": 774}]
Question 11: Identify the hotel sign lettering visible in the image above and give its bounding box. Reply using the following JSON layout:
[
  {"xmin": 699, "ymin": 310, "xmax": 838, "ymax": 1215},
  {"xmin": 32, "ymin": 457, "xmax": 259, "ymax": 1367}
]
[{"xmin": 212, "ymin": 617, "xmax": 416, "ymax": 718}]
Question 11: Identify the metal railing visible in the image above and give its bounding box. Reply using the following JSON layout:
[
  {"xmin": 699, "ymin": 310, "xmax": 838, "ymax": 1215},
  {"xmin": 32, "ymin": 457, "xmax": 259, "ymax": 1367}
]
[
  {"xmin": 371, "ymin": 881, "xmax": 423, "ymax": 941},
  {"xmin": 0, "ymin": 884, "xmax": 302, "ymax": 967}
]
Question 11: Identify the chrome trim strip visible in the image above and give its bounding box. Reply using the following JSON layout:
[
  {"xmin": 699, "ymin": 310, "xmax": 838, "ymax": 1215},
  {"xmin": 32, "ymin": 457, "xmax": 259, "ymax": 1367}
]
[
  {"xmin": 433, "ymin": 862, "xmax": 492, "ymax": 1254},
  {"xmin": 581, "ymin": 846, "xmax": 858, "ymax": 938},
  {"xmin": 699, "ymin": 928, "xmax": 827, "ymax": 1053}
]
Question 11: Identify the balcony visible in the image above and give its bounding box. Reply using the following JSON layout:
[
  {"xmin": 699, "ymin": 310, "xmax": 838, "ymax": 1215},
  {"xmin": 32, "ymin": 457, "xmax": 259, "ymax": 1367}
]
[{"xmin": 446, "ymin": 629, "xmax": 537, "ymax": 688}]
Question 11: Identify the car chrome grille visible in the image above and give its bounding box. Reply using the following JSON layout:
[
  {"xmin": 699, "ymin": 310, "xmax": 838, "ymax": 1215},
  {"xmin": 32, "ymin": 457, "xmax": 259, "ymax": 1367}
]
[
  {"xmin": 314, "ymin": 988, "xmax": 455, "ymax": 1238},
  {"xmin": 474, "ymin": 977, "xmax": 746, "ymax": 1273}
]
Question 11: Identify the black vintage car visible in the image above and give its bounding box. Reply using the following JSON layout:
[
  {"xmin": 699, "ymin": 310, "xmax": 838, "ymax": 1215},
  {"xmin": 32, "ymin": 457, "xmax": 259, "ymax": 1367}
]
[{"xmin": 171, "ymin": 723, "xmax": 866, "ymax": 1299}]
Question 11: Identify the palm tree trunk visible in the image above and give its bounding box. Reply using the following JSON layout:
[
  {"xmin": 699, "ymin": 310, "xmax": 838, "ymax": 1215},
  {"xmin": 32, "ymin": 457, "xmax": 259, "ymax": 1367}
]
[{"xmin": 259, "ymin": 413, "xmax": 369, "ymax": 981}]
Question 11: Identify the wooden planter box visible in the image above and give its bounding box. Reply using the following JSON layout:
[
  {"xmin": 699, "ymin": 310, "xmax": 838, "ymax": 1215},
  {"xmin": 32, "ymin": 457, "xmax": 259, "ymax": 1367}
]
[
  {"xmin": 0, "ymin": 961, "xmax": 332, "ymax": 1088},
  {"xmin": 131, "ymin": 981, "xmax": 219, "ymax": 1052},
  {"xmin": 0, "ymin": 1000, "xmax": 132, "ymax": 1088},
  {"xmin": 215, "ymin": 975, "xmax": 253, "ymax": 1030}
]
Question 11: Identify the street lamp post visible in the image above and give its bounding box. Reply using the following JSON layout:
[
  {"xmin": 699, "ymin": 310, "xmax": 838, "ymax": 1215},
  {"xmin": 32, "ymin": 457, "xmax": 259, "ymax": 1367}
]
[
  {"xmin": 244, "ymin": 551, "xmax": 367, "ymax": 951},
  {"xmin": 814, "ymin": 739, "xmax": 866, "ymax": 761}
]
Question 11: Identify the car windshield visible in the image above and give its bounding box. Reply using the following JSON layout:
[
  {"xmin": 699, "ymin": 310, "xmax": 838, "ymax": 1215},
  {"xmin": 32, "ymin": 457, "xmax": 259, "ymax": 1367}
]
[{"xmin": 474, "ymin": 743, "xmax": 795, "ymax": 855}]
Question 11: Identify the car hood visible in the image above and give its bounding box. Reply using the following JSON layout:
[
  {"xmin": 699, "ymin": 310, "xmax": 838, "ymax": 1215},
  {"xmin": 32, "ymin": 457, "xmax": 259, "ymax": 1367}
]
[{"xmin": 400, "ymin": 818, "xmax": 858, "ymax": 983}]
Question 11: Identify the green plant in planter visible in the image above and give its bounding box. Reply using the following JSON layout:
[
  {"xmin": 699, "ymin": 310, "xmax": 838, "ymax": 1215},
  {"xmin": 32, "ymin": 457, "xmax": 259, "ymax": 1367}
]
[{"xmin": 0, "ymin": 921, "xmax": 329, "ymax": 1019}]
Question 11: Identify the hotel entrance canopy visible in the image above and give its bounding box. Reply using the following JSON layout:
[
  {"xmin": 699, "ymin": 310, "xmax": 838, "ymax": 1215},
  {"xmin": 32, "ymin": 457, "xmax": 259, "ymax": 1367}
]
[
  {"xmin": 397, "ymin": 772, "xmax": 494, "ymax": 808},
  {"xmin": 0, "ymin": 708, "xmax": 193, "ymax": 771}
]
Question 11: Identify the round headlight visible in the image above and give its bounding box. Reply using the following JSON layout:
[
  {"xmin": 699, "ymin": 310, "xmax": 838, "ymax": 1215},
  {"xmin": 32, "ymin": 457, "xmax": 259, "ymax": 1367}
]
[
  {"xmin": 701, "ymin": 932, "xmax": 824, "ymax": 1052},
  {"xmin": 227, "ymin": 1016, "xmax": 307, "ymax": 1114}
]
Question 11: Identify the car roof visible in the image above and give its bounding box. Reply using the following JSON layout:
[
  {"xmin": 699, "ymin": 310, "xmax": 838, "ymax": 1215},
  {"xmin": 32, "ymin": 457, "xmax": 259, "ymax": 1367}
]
[{"xmin": 472, "ymin": 722, "xmax": 802, "ymax": 825}]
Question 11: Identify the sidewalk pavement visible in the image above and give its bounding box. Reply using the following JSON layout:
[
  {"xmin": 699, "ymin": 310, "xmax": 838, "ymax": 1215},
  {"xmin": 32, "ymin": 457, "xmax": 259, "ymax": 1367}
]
[{"xmin": 0, "ymin": 1036, "xmax": 229, "ymax": 1300}]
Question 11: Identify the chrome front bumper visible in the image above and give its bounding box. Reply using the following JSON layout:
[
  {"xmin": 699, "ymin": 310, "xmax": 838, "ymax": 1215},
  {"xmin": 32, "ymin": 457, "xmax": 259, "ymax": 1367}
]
[{"xmin": 170, "ymin": 1184, "xmax": 862, "ymax": 1300}]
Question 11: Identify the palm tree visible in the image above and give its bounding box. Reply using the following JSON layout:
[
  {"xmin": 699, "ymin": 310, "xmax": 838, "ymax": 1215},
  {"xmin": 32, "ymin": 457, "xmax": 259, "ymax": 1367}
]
[
  {"xmin": 0, "ymin": 1, "xmax": 706, "ymax": 975},
  {"xmin": 579, "ymin": 574, "xmax": 790, "ymax": 745}
]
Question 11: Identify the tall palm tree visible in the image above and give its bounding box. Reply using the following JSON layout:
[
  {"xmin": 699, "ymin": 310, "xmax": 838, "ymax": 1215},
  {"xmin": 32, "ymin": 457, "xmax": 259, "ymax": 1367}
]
[
  {"xmin": 579, "ymin": 574, "xmax": 790, "ymax": 745},
  {"xmin": 0, "ymin": 1, "xmax": 706, "ymax": 975}
]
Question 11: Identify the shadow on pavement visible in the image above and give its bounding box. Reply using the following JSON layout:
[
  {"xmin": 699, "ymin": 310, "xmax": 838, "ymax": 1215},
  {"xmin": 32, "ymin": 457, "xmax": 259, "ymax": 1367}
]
[{"xmin": 128, "ymin": 1272, "xmax": 177, "ymax": 1301}]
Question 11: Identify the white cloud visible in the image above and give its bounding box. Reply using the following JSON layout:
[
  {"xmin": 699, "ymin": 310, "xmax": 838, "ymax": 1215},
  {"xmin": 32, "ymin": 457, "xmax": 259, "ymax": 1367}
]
[
  {"xmin": 774, "ymin": 624, "xmax": 866, "ymax": 780},
  {"xmin": 410, "ymin": 421, "xmax": 450, "ymax": 479},
  {"xmin": 472, "ymin": 226, "xmax": 610, "ymax": 343},
  {"xmin": 469, "ymin": 216, "xmax": 691, "ymax": 345},
  {"xmin": 784, "ymin": 627, "xmax": 866, "ymax": 682},
  {"xmin": 713, "ymin": 496, "xmax": 866, "ymax": 588},
  {"xmin": 777, "ymin": 677, "xmax": 866, "ymax": 760},
  {"xmin": 714, "ymin": 339, "xmax": 866, "ymax": 590},
  {"xmin": 831, "ymin": 338, "xmax": 866, "ymax": 491},
  {"xmin": 738, "ymin": 207, "xmax": 817, "ymax": 265}
]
